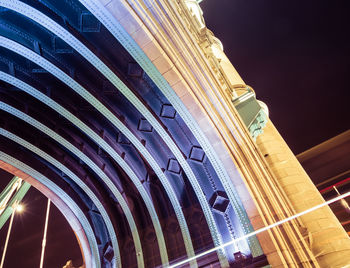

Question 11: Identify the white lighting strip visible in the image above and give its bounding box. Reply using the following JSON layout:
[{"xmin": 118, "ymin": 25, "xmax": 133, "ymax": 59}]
[
  {"xmin": 0, "ymin": 71, "xmax": 148, "ymax": 268},
  {"xmin": 0, "ymin": 36, "xmax": 168, "ymax": 266},
  {"xmin": 169, "ymin": 191, "xmax": 350, "ymax": 267},
  {"xmin": 0, "ymin": 25, "xmax": 195, "ymax": 265},
  {"xmin": 0, "ymin": 100, "xmax": 140, "ymax": 267},
  {"xmin": 0, "ymin": 2, "xmax": 218, "ymax": 265}
]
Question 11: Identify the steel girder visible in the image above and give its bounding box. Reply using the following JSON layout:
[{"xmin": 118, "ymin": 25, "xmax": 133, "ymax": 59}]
[{"xmin": 0, "ymin": 1, "xmax": 266, "ymax": 267}]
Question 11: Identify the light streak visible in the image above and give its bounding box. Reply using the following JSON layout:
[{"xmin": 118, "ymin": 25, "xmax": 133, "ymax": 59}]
[
  {"xmin": 319, "ymin": 177, "xmax": 350, "ymax": 193},
  {"xmin": 333, "ymin": 187, "xmax": 350, "ymax": 212},
  {"xmin": 169, "ymin": 191, "xmax": 350, "ymax": 268}
]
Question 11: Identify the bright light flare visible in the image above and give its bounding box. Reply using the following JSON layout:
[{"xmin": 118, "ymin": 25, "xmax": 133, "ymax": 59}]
[
  {"xmin": 169, "ymin": 191, "xmax": 350, "ymax": 268},
  {"xmin": 15, "ymin": 204, "xmax": 23, "ymax": 213}
]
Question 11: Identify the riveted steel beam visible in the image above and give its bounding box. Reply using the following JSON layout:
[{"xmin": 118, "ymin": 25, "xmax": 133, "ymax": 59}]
[
  {"xmin": 78, "ymin": 0, "xmax": 263, "ymax": 259},
  {"xmin": 0, "ymin": 1, "xmax": 200, "ymax": 263},
  {"xmin": 0, "ymin": 152, "xmax": 101, "ymax": 268},
  {"xmin": 0, "ymin": 100, "xmax": 149, "ymax": 268},
  {"xmin": 0, "ymin": 33, "xmax": 197, "ymax": 266},
  {"xmin": 0, "ymin": 2, "xmax": 224, "ymax": 264}
]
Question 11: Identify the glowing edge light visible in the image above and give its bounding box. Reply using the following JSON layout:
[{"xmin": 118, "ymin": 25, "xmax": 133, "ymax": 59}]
[{"xmin": 169, "ymin": 191, "xmax": 350, "ymax": 268}]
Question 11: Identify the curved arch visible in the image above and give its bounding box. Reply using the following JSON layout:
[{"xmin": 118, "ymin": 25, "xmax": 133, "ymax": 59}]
[
  {"xmin": 0, "ymin": 123, "xmax": 122, "ymax": 267},
  {"xmin": 0, "ymin": 71, "xmax": 179, "ymax": 267},
  {"xmin": 0, "ymin": 35, "xmax": 192, "ymax": 266},
  {"xmin": 0, "ymin": 100, "xmax": 148, "ymax": 267},
  {"xmin": 78, "ymin": 0, "xmax": 263, "ymax": 260},
  {"xmin": 76, "ymin": 0, "xmax": 235, "ymax": 263},
  {"xmin": 0, "ymin": 1, "xmax": 268, "ymax": 265},
  {"xmin": 0, "ymin": 2, "xmax": 228, "ymax": 265},
  {"xmin": 0, "ymin": 153, "xmax": 100, "ymax": 268}
]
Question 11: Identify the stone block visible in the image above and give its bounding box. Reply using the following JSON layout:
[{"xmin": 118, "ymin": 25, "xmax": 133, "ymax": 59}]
[
  {"xmin": 119, "ymin": 13, "xmax": 142, "ymax": 35},
  {"xmin": 106, "ymin": 0, "xmax": 129, "ymax": 20},
  {"xmin": 132, "ymin": 25, "xmax": 153, "ymax": 47},
  {"xmin": 250, "ymin": 215, "xmax": 265, "ymax": 229},
  {"xmin": 172, "ymin": 80, "xmax": 189, "ymax": 98},
  {"xmin": 284, "ymin": 167, "xmax": 299, "ymax": 176},
  {"xmin": 283, "ymin": 184, "xmax": 299, "ymax": 196},
  {"xmin": 143, "ymin": 40, "xmax": 164, "ymax": 61},
  {"xmin": 265, "ymin": 251, "xmax": 287, "ymax": 267},
  {"xmin": 163, "ymin": 66, "xmax": 182, "ymax": 86},
  {"xmin": 152, "ymin": 54, "xmax": 174, "ymax": 74},
  {"xmin": 331, "ymin": 238, "xmax": 350, "ymax": 251},
  {"xmin": 242, "ymin": 197, "xmax": 260, "ymax": 218},
  {"xmin": 270, "ymin": 167, "xmax": 288, "ymax": 178}
]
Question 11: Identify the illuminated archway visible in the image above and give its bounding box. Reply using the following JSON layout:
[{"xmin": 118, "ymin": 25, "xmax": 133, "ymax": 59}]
[
  {"xmin": 0, "ymin": 160, "xmax": 98, "ymax": 268},
  {"xmin": 0, "ymin": 1, "xmax": 267, "ymax": 267}
]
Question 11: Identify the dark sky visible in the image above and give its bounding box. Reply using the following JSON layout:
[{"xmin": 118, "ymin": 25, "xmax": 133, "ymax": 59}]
[
  {"xmin": 1, "ymin": 1, "xmax": 350, "ymax": 267},
  {"xmin": 201, "ymin": 0, "xmax": 350, "ymax": 154}
]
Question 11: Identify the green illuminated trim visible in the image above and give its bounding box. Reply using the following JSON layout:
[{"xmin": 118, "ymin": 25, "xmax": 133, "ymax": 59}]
[
  {"xmin": 232, "ymin": 90, "xmax": 268, "ymax": 140},
  {"xmin": 0, "ymin": 177, "xmax": 30, "ymax": 229},
  {"xmin": 0, "ymin": 176, "xmax": 19, "ymax": 203}
]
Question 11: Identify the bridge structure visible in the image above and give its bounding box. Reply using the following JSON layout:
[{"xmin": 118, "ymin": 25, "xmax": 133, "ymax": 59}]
[{"xmin": 0, "ymin": 0, "xmax": 349, "ymax": 267}]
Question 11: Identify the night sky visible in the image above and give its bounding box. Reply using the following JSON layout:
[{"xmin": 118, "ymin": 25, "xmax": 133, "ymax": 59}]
[
  {"xmin": 201, "ymin": 0, "xmax": 350, "ymax": 154},
  {"xmin": 1, "ymin": 0, "xmax": 350, "ymax": 267}
]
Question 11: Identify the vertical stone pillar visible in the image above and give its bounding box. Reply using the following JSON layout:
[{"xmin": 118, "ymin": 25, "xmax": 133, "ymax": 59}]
[{"xmin": 256, "ymin": 121, "xmax": 350, "ymax": 267}]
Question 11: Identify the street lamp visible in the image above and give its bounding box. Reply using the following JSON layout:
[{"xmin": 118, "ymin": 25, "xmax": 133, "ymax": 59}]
[{"xmin": 16, "ymin": 204, "xmax": 23, "ymax": 213}]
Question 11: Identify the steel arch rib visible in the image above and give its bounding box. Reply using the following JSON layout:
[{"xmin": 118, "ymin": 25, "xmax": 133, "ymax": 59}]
[
  {"xmin": 0, "ymin": 1, "xmax": 224, "ymax": 263},
  {"xmin": 0, "ymin": 105, "xmax": 124, "ymax": 268},
  {"xmin": 0, "ymin": 72, "xmax": 173, "ymax": 267},
  {"xmin": 0, "ymin": 152, "xmax": 100, "ymax": 268},
  {"xmin": 0, "ymin": 34, "xmax": 201, "ymax": 266},
  {"xmin": 78, "ymin": 0, "xmax": 263, "ymax": 260},
  {"xmin": 0, "ymin": 36, "xmax": 172, "ymax": 266},
  {"xmin": 0, "ymin": 129, "xmax": 115, "ymax": 266},
  {"xmin": 0, "ymin": 71, "xmax": 168, "ymax": 267},
  {"xmin": 0, "ymin": 1, "xmax": 200, "ymax": 263},
  {"xmin": 0, "ymin": 100, "xmax": 148, "ymax": 267}
]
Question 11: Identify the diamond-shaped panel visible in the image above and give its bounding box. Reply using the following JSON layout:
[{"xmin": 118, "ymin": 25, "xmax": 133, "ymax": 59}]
[
  {"xmin": 127, "ymin": 62, "xmax": 143, "ymax": 77},
  {"xmin": 209, "ymin": 191, "xmax": 230, "ymax": 214},
  {"xmin": 138, "ymin": 118, "xmax": 153, "ymax": 132},
  {"xmin": 160, "ymin": 104, "xmax": 176, "ymax": 119},
  {"xmin": 189, "ymin": 146, "xmax": 205, "ymax": 162},
  {"xmin": 103, "ymin": 242, "xmax": 114, "ymax": 262},
  {"xmin": 81, "ymin": 12, "xmax": 101, "ymax": 32},
  {"xmin": 53, "ymin": 36, "xmax": 73, "ymax": 53},
  {"xmin": 167, "ymin": 158, "xmax": 181, "ymax": 174},
  {"xmin": 117, "ymin": 133, "xmax": 130, "ymax": 144}
]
